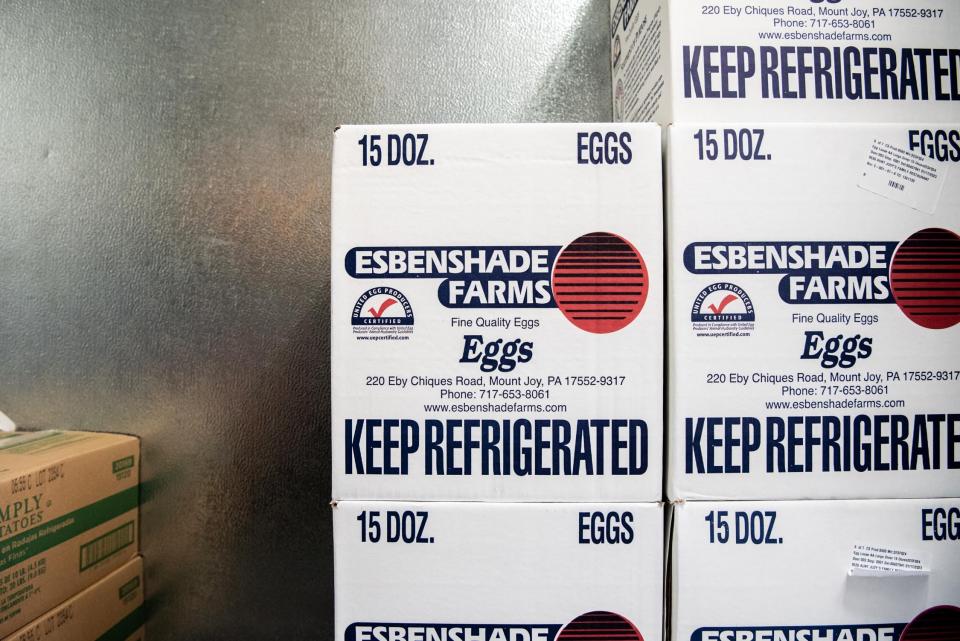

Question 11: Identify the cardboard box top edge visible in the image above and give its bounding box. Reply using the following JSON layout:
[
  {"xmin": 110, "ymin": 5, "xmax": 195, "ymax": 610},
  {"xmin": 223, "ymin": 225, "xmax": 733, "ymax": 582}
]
[
  {"xmin": 667, "ymin": 121, "xmax": 960, "ymax": 129},
  {"xmin": 333, "ymin": 122, "xmax": 662, "ymax": 133},
  {"xmin": 0, "ymin": 430, "xmax": 139, "ymax": 478},
  {"xmin": 333, "ymin": 500, "xmax": 666, "ymax": 510}
]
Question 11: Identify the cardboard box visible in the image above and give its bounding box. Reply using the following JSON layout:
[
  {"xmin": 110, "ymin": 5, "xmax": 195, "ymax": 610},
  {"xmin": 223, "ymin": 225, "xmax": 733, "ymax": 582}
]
[
  {"xmin": 331, "ymin": 124, "xmax": 664, "ymax": 501},
  {"xmin": 0, "ymin": 431, "xmax": 139, "ymax": 636},
  {"xmin": 610, "ymin": 0, "xmax": 960, "ymax": 123},
  {"xmin": 671, "ymin": 499, "xmax": 960, "ymax": 641},
  {"xmin": 667, "ymin": 123, "xmax": 960, "ymax": 500},
  {"xmin": 3, "ymin": 556, "xmax": 144, "ymax": 641},
  {"xmin": 334, "ymin": 501, "xmax": 664, "ymax": 641}
]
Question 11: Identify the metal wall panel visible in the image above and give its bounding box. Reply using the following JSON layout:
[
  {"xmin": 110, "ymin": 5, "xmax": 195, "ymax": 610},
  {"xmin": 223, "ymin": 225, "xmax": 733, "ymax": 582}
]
[{"xmin": 0, "ymin": 2, "xmax": 611, "ymax": 638}]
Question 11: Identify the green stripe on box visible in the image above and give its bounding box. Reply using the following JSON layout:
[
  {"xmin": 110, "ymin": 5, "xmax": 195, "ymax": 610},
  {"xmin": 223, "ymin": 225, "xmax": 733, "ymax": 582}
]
[
  {"xmin": 0, "ymin": 486, "xmax": 138, "ymax": 572},
  {"xmin": 95, "ymin": 605, "xmax": 145, "ymax": 641}
]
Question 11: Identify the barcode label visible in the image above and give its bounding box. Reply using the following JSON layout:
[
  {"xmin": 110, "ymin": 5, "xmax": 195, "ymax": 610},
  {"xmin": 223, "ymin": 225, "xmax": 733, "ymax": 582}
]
[
  {"xmin": 80, "ymin": 521, "xmax": 135, "ymax": 571},
  {"xmin": 858, "ymin": 138, "xmax": 946, "ymax": 214}
]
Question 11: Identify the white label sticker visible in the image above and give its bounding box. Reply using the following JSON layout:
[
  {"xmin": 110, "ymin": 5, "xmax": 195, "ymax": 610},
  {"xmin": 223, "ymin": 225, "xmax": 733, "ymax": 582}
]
[
  {"xmin": 848, "ymin": 543, "xmax": 930, "ymax": 577},
  {"xmin": 858, "ymin": 139, "xmax": 947, "ymax": 214}
]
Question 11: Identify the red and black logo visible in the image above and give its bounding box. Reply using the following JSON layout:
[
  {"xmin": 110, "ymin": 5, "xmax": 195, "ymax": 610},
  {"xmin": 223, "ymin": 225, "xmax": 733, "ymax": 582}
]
[
  {"xmin": 890, "ymin": 228, "xmax": 960, "ymax": 330},
  {"xmin": 901, "ymin": 606, "xmax": 960, "ymax": 641},
  {"xmin": 557, "ymin": 611, "xmax": 644, "ymax": 641},
  {"xmin": 552, "ymin": 233, "xmax": 649, "ymax": 335}
]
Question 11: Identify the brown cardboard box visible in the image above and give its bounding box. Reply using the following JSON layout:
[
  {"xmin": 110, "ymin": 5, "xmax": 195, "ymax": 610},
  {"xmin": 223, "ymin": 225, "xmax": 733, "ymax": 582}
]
[
  {"xmin": 2, "ymin": 556, "xmax": 144, "ymax": 641},
  {"xmin": 0, "ymin": 431, "xmax": 139, "ymax": 637}
]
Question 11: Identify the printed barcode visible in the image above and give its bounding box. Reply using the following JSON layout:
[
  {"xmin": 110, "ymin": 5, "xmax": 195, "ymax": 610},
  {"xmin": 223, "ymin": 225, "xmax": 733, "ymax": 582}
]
[
  {"xmin": 79, "ymin": 521, "xmax": 135, "ymax": 571},
  {"xmin": 888, "ymin": 179, "xmax": 905, "ymax": 191}
]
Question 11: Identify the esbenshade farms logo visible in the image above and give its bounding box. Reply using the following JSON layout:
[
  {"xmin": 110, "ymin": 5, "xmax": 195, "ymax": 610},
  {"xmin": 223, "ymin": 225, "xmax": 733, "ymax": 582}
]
[
  {"xmin": 691, "ymin": 282, "xmax": 756, "ymax": 338},
  {"xmin": 344, "ymin": 611, "xmax": 644, "ymax": 641},
  {"xmin": 351, "ymin": 287, "xmax": 414, "ymax": 341},
  {"xmin": 684, "ymin": 227, "xmax": 960, "ymax": 331},
  {"xmin": 345, "ymin": 231, "xmax": 649, "ymax": 335}
]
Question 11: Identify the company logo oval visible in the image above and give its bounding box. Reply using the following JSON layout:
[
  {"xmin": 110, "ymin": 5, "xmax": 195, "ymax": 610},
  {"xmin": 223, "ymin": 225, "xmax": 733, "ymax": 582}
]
[
  {"xmin": 351, "ymin": 287, "xmax": 414, "ymax": 326},
  {"xmin": 552, "ymin": 232, "xmax": 649, "ymax": 335},
  {"xmin": 351, "ymin": 286, "xmax": 415, "ymax": 341},
  {"xmin": 691, "ymin": 282, "xmax": 756, "ymax": 323},
  {"xmin": 901, "ymin": 606, "xmax": 960, "ymax": 641},
  {"xmin": 890, "ymin": 228, "xmax": 960, "ymax": 330}
]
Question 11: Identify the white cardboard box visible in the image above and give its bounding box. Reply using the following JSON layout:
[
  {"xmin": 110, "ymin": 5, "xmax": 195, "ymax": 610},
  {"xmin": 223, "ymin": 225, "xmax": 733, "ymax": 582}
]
[
  {"xmin": 334, "ymin": 501, "xmax": 664, "ymax": 641},
  {"xmin": 610, "ymin": 0, "xmax": 960, "ymax": 123},
  {"xmin": 332, "ymin": 124, "xmax": 664, "ymax": 502},
  {"xmin": 668, "ymin": 123, "xmax": 960, "ymax": 500},
  {"xmin": 671, "ymin": 499, "xmax": 960, "ymax": 641}
]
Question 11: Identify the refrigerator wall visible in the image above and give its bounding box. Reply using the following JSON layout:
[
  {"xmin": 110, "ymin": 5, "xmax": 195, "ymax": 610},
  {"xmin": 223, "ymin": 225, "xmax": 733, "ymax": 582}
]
[{"xmin": 0, "ymin": 1, "xmax": 612, "ymax": 639}]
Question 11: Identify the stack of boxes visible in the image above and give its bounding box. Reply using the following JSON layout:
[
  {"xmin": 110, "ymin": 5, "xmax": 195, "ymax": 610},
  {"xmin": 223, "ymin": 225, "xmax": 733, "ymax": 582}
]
[
  {"xmin": 612, "ymin": 0, "xmax": 960, "ymax": 637},
  {"xmin": 332, "ymin": 124, "xmax": 668, "ymax": 639},
  {"xmin": 331, "ymin": 2, "xmax": 959, "ymax": 637},
  {"xmin": 0, "ymin": 431, "xmax": 143, "ymax": 641}
]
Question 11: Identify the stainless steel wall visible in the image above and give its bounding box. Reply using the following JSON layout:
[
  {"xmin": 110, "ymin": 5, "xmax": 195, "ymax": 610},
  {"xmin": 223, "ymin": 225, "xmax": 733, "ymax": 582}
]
[{"xmin": 0, "ymin": 2, "xmax": 611, "ymax": 638}]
